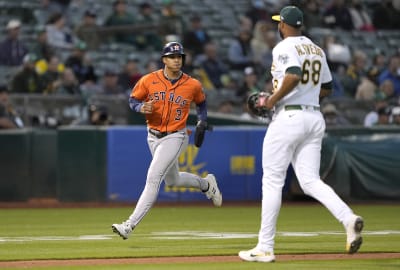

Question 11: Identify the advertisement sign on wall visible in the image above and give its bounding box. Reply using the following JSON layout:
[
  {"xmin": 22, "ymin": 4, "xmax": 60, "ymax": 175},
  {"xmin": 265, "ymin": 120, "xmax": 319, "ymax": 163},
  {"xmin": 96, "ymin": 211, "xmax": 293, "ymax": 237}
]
[{"xmin": 106, "ymin": 126, "xmax": 267, "ymax": 202}]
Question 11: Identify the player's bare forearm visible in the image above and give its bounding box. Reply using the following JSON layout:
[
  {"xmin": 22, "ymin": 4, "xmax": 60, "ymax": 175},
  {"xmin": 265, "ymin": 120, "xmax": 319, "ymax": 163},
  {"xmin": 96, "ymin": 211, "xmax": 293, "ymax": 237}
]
[{"xmin": 266, "ymin": 74, "xmax": 300, "ymax": 109}]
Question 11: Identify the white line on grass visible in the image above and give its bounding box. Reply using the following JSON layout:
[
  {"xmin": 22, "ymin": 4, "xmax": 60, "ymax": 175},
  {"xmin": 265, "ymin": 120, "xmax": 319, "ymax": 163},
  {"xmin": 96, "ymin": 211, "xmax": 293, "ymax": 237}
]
[
  {"xmin": 0, "ymin": 230, "xmax": 399, "ymax": 242},
  {"xmin": 0, "ymin": 235, "xmax": 113, "ymax": 242},
  {"xmin": 150, "ymin": 230, "xmax": 400, "ymax": 239}
]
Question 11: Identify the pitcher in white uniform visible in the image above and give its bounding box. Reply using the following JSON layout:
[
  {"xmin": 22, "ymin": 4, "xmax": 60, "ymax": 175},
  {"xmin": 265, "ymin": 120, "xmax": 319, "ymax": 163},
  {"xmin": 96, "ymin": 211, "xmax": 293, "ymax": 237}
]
[{"xmin": 238, "ymin": 6, "xmax": 364, "ymax": 263}]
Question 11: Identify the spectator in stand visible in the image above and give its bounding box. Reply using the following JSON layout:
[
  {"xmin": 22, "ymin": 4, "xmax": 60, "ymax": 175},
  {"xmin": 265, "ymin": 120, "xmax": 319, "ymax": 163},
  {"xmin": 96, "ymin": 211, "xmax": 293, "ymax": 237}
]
[
  {"xmin": 182, "ymin": 14, "xmax": 212, "ymax": 58},
  {"xmin": 261, "ymin": 29, "xmax": 277, "ymax": 73},
  {"xmin": 54, "ymin": 67, "xmax": 81, "ymax": 95},
  {"xmin": 323, "ymin": 0, "xmax": 354, "ymax": 30},
  {"xmin": 372, "ymin": 0, "xmax": 400, "ymax": 29},
  {"xmin": 10, "ymin": 53, "xmax": 43, "ymax": 94},
  {"xmin": 29, "ymin": 25, "xmax": 55, "ymax": 62},
  {"xmin": 348, "ymin": 0, "xmax": 375, "ymax": 31},
  {"xmin": 217, "ymin": 100, "xmax": 235, "ymax": 114},
  {"xmin": 65, "ymin": 41, "xmax": 97, "ymax": 84},
  {"xmin": 355, "ymin": 67, "xmax": 379, "ymax": 101},
  {"xmin": 0, "ymin": 85, "xmax": 24, "ymax": 129},
  {"xmin": 376, "ymin": 79, "xmax": 396, "ymax": 103},
  {"xmin": 103, "ymin": 0, "xmax": 136, "ymax": 45},
  {"xmin": 301, "ymin": 0, "xmax": 324, "ymax": 32},
  {"xmin": 70, "ymin": 104, "xmax": 113, "ymax": 126},
  {"xmin": 74, "ymin": 9, "xmax": 101, "ymax": 51},
  {"xmin": 321, "ymin": 34, "xmax": 351, "ymax": 74},
  {"xmin": 371, "ymin": 50, "xmax": 387, "ymax": 75},
  {"xmin": 227, "ymin": 27, "xmax": 254, "ymax": 70},
  {"xmin": 99, "ymin": 69, "xmax": 126, "ymax": 96},
  {"xmin": 391, "ymin": 106, "xmax": 400, "ymax": 125},
  {"xmin": 250, "ymin": 21, "xmax": 270, "ymax": 60},
  {"xmin": 40, "ymin": 55, "xmax": 64, "ymax": 94},
  {"xmin": 378, "ymin": 54, "xmax": 400, "ymax": 97},
  {"xmin": 250, "ymin": 21, "xmax": 277, "ymax": 72},
  {"xmin": 158, "ymin": 0, "xmax": 185, "ymax": 40},
  {"xmin": 181, "ymin": 49, "xmax": 196, "ymax": 75},
  {"xmin": 238, "ymin": 14, "xmax": 254, "ymax": 33},
  {"xmin": 245, "ymin": 0, "xmax": 270, "ymax": 26},
  {"xmin": 192, "ymin": 64, "xmax": 214, "ymax": 90},
  {"xmin": 195, "ymin": 42, "xmax": 228, "ymax": 90},
  {"xmin": 341, "ymin": 50, "xmax": 367, "ymax": 97},
  {"xmin": 376, "ymin": 106, "xmax": 392, "ymax": 125},
  {"xmin": 80, "ymin": 80, "xmax": 102, "ymax": 103},
  {"xmin": 118, "ymin": 57, "xmax": 143, "ymax": 92},
  {"xmin": 135, "ymin": 2, "xmax": 163, "ymax": 51},
  {"xmin": 363, "ymin": 100, "xmax": 389, "ymax": 127},
  {"xmin": 46, "ymin": 12, "xmax": 78, "ymax": 50},
  {"xmin": 0, "ymin": 19, "xmax": 28, "ymax": 66},
  {"xmin": 221, "ymin": 73, "xmax": 240, "ymax": 93},
  {"xmin": 321, "ymin": 103, "xmax": 351, "ymax": 126},
  {"xmin": 331, "ymin": 74, "xmax": 345, "ymax": 97},
  {"xmin": 236, "ymin": 66, "xmax": 261, "ymax": 99}
]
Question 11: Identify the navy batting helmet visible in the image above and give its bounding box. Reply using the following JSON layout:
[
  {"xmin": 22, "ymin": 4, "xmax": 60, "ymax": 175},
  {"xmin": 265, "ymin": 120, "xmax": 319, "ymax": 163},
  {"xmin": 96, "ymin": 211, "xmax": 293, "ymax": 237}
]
[
  {"xmin": 162, "ymin": 42, "xmax": 185, "ymax": 57},
  {"xmin": 161, "ymin": 41, "xmax": 186, "ymax": 65}
]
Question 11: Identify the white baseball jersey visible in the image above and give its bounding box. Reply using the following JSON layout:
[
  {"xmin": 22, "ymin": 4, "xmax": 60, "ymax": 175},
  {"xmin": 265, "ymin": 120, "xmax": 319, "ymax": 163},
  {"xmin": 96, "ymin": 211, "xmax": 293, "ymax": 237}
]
[
  {"xmin": 254, "ymin": 35, "xmax": 356, "ymax": 255},
  {"xmin": 271, "ymin": 36, "xmax": 332, "ymax": 108}
]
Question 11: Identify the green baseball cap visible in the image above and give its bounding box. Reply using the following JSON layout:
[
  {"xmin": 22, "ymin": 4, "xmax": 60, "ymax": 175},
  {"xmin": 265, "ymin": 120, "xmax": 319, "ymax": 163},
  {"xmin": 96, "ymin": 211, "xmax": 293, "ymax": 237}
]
[{"xmin": 272, "ymin": 6, "xmax": 303, "ymax": 28}]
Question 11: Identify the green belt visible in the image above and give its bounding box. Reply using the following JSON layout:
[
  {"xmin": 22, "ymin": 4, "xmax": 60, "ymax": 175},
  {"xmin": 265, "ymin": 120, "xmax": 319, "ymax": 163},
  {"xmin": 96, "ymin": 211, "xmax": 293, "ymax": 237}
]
[{"xmin": 284, "ymin": 105, "xmax": 319, "ymax": 111}]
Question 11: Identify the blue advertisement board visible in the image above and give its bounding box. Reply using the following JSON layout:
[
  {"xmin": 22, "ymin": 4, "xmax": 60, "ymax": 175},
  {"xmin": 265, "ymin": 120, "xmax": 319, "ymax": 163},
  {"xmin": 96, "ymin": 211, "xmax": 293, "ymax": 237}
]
[{"xmin": 106, "ymin": 126, "xmax": 267, "ymax": 203}]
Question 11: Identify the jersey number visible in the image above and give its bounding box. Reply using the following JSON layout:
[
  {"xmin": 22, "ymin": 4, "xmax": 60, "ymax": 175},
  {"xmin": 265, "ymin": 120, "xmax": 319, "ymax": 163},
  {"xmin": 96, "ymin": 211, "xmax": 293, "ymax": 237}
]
[
  {"xmin": 301, "ymin": 60, "xmax": 321, "ymax": 85},
  {"xmin": 175, "ymin": 109, "xmax": 182, "ymax": 120}
]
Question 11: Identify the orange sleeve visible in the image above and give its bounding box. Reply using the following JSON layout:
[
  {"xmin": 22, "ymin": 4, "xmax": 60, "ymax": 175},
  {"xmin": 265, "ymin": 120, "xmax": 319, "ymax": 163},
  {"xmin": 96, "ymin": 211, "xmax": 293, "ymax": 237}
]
[
  {"xmin": 192, "ymin": 78, "xmax": 206, "ymax": 105},
  {"xmin": 130, "ymin": 73, "xmax": 152, "ymax": 101}
]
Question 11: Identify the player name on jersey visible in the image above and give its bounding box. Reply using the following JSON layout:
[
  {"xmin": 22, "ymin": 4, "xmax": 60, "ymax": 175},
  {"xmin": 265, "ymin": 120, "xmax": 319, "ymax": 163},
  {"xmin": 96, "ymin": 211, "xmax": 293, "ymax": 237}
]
[{"xmin": 295, "ymin": 43, "xmax": 323, "ymax": 57}]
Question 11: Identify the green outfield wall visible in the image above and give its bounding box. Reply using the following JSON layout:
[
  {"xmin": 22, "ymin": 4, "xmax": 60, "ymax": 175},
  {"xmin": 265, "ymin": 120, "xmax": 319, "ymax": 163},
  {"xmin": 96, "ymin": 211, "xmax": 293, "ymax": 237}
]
[{"xmin": 0, "ymin": 126, "xmax": 399, "ymax": 202}]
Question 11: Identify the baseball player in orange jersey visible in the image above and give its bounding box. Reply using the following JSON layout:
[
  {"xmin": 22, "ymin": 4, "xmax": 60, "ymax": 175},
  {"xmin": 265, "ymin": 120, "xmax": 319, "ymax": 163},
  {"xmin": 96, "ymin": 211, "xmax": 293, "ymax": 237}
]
[
  {"xmin": 238, "ymin": 6, "xmax": 363, "ymax": 262},
  {"xmin": 111, "ymin": 42, "xmax": 222, "ymax": 240}
]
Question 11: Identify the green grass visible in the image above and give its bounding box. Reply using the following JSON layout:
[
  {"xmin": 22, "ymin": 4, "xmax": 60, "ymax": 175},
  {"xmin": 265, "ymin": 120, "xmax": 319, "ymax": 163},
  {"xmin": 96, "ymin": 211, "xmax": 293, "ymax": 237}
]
[
  {"xmin": 0, "ymin": 203, "xmax": 399, "ymax": 269},
  {"xmin": 1, "ymin": 259, "xmax": 400, "ymax": 270}
]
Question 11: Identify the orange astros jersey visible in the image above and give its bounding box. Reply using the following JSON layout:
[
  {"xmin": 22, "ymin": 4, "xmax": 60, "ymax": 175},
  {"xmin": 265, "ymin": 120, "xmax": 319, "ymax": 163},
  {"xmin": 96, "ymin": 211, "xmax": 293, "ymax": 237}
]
[{"xmin": 130, "ymin": 69, "xmax": 205, "ymax": 132}]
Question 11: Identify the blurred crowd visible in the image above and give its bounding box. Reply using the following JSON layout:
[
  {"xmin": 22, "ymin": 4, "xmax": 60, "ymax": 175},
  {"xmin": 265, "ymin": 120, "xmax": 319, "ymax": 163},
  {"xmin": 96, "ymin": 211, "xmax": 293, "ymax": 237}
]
[{"xmin": 0, "ymin": 0, "xmax": 400, "ymax": 129}]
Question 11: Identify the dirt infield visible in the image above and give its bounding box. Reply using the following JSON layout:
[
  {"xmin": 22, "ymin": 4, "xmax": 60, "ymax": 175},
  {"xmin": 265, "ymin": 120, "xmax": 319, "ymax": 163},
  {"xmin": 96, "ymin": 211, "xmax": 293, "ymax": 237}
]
[{"xmin": 1, "ymin": 253, "xmax": 399, "ymax": 268}]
